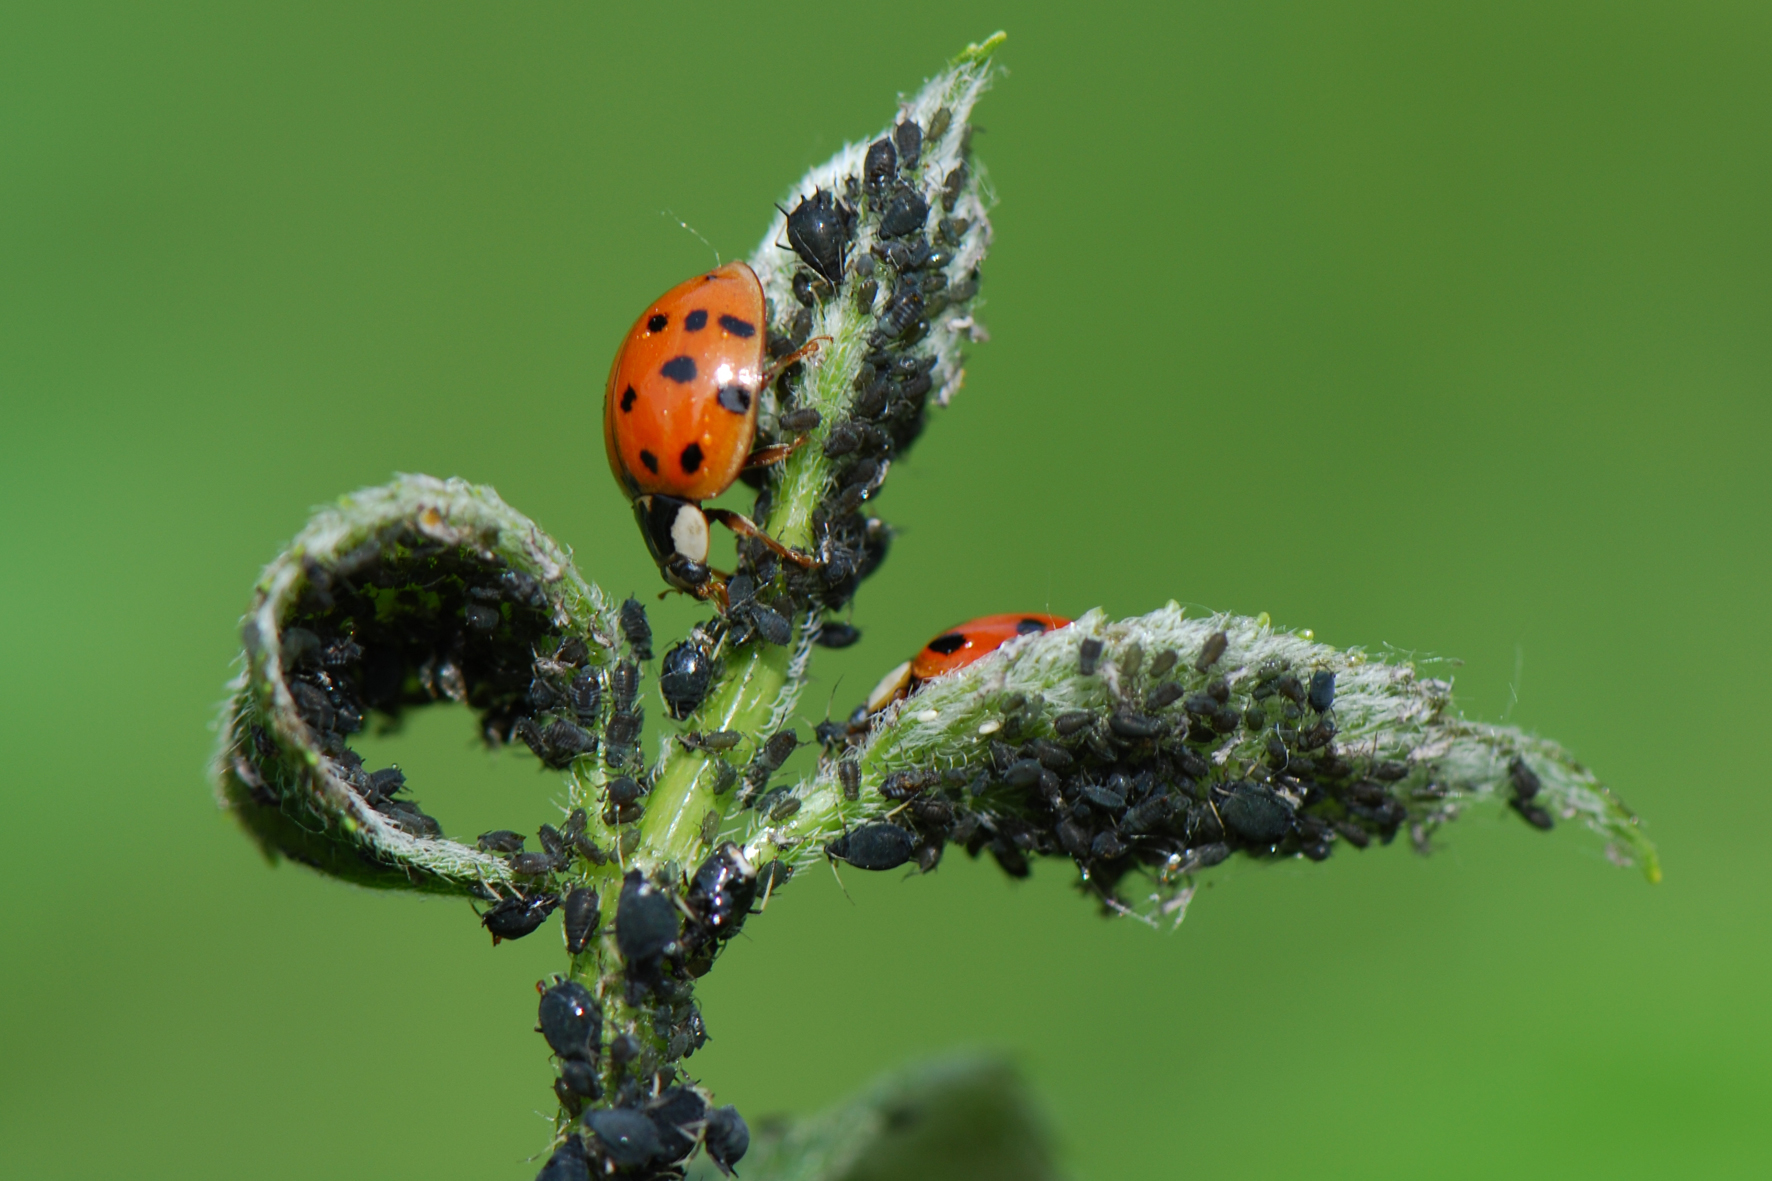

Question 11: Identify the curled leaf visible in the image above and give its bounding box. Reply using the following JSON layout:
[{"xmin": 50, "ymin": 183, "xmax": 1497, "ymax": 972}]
[{"xmin": 213, "ymin": 475, "xmax": 618, "ymax": 896}]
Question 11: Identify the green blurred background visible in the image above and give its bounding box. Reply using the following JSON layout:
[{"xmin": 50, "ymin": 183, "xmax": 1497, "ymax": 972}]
[{"xmin": 3, "ymin": 2, "xmax": 1768, "ymax": 1177}]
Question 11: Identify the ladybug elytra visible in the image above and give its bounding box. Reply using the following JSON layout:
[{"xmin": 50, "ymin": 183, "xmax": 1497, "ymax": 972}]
[
  {"xmin": 866, "ymin": 613, "xmax": 1072, "ymax": 713},
  {"xmin": 604, "ymin": 261, "xmax": 817, "ymax": 603}
]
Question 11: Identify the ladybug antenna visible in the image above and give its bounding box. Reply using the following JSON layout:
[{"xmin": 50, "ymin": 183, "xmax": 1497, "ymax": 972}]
[{"xmin": 660, "ymin": 208, "xmax": 719, "ymax": 265}]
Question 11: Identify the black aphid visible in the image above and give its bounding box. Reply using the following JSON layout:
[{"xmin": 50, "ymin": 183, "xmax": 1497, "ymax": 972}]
[
  {"xmin": 1308, "ymin": 669, "xmax": 1336, "ymax": 713},
  {"xmin": 826, "ymin": 822, "xmax": 915, "ymax": 870},
  {"xmin": 563, "ymin": 887, "xmax": 600, "ymax": 955},
  {"xmin": 1078, "ymin": 638, "xmax": 1103, "ymax": 676},
  {"xmin": 816, "ymin": 621, "xmax": 862, "ymax": 648},
  {"xmin": 659, "ymin": 637, "xmax": 715, "ymax": 720},
  {"xmin": 619, "ymin": 598, "xmax": 652, "ymax": 660},
  {"xmin": 687, "ymin": 843, "xmax": 758, "ymax": 941},
  {"xmin": 1218, "ymin": 781, "xmax": 1295, "ymax": 845},
  {"xmin": 559, "ymin": 1057, "xmax": 601, "ymax": 1100},
  {"xmin": 784, "ymin": 188, "xmax": 853, "ymax": 284},
  {"xmin": 864, "ymin": 138, "xmax": 897, "ymax": 193},
  {"xmin": 534, "ymin": 1133, "xmax": 590, "ymax": 1181},
  {"xmin": 584, "ymin": 1108, "xmax": 662, "ymax": 1169},
  {"xmin": 1195, "ymin": 631, "xmax": 1228, "ymax": 672},
  {"xmin": 477, "ymin": 830, "xmax": 525, "ymax": 854},
  {"xmin": 614, "ymin": 870, "xmax": 679, "ymax": 963},
  {"xmin": 704, "ymin": 1105, "xmax": 750, "ymax": 1176},
  {"xmin": 481, "ymin": 892, "xmax": 559, "ymax": 945},
  {"xmin": 538, "ymin": 978, "xmax": 600, "ymax": 1060},
  {"xmin": 646, "ymin": 1086, "xmax": 709, "ymax": 1163}
]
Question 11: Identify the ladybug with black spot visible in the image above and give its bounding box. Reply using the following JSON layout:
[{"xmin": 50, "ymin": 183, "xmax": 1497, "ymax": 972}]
[
  {"xmin": 866, "ymin": 613, "xmax": 1072, "ymax": 713},
  {"xmin": 605, "ymin": 262, "xmax": 821, "ymax": 603}
]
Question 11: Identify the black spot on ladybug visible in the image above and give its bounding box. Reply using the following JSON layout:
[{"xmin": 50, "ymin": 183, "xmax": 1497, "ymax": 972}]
[
  {"xmin": 647, "ymin": 313, "xmax": 667, "ymax": 333},
  {"xmin": 660, "ymin": 356, "xmax": 697, "ymax": 383},
  {"xmin": 1016, "ymin": 618, "xmax": 1049, "ymax": 635},
  {"xmin": 640, "ymin": 450, "xmax": 660, "ymax": 474},
  {"xmin": 719, "ymin": 314, "xmax": 755, "ymax": 338},
  {"xmin": 926, "ymin": 633, "xmax": 966, "ymax": 656},
  {"xmin": 620, "ymin": 385, "xmax": 637, "ymax": 412},
  {"xmin": 684, "ymin": 309, "xmax": 708, "ymax": 331},
  {"xmin": 716, "ymin": 385, "xmax": 751, "ymax": 413},
  {"xmin": 680, "ymin": 443, "xmax": 704, "ymax": 473}
]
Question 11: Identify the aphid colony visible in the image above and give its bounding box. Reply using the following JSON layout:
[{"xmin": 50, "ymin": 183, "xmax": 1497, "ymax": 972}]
[
  {"xmin": 254, "ymin": 525, "xmax": 608, "ymax": 852},
  {"xmin": 526, "ymin": 845, "xmax": 771, "ymax": 1179},
  {"xmin": 604, "ymin": 110, "xmax": 980, "ymax": 636},
  {"xmin": 818, "ymin": 623, "xmax": 1556, "ymax": 907}
]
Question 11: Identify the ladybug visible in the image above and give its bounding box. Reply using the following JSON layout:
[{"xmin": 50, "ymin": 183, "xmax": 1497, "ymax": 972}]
[
  {"xmin": 604, "ymin": 261, "xmax": 819, "ymax": 602},
  {"xmin": 865, "ymin": 613, "xmax": 1072, "ymax": 714}
]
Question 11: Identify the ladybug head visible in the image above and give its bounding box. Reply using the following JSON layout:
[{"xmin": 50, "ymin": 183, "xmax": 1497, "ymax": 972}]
[{"xmin": 633, "ymin": 495, "xmax": 711, "ymax": 593}]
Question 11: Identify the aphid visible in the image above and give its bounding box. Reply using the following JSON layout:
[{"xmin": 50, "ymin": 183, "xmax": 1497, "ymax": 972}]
[
  {"xmin": 1274, "ymin": 674, "xmax": 1305, "ymax": 704},
  {"xmin": 604, "ymin": 263, "xmax": 818, "ymax": 600},
  {"xmin": 602, "ymin": 710, "xmax": 641, "ymax": 770},
  {"xmin": 1508, "ymin": 756, "xmax": 1542, "ymax": 800},
  {"xmin": 941, "ymin": 162, "xmax": 968, "ymax": 210},
  {"xmin": 1053, "ymin": 710, "xmax": 1095, "ymax": 737},
  {"xmin": 480, "ymin": 891, "xmax": 559, "ymax": 945},
  {"xmin": 584, "ymin": 1108, "xmax": 663, "ymax": 1169},
  {"xmin": 608, "ymin": 1033, "xmax": 640, "ymax": 1065},
  {"xmin": 838, "ymin": 757, "xmax": 861, "ymax": 801},
  {"xmin": 563, "ymin": 887, "xmax": 601, "ymax": 955},
  {"xmin": 783, "ymin": 187, "xmax": 854, "ymax": 284},
  {"xmin": 1217, "ymin": 781, "xmax": 1295, "ymax": 845},
  {"xmin": 1373, "ymin": 760, "xmax": 1409, "ymax": 781},
  {"xmin": 1078, "ymin": 638, "xmax": 1103, "ymax": 676},
  {"xmin": 537, "ymin": 824, "xmax": 566, "ymax": 859},
  {"xmin": 538, "ymin": 978, "xmax": 601, "ymax": 1059},
  {"xmin": 687, "ymin": 843, "xmax": 758, "ymax": 940},
  {"xmin": 519, "ymin": 718, "xmax": 598, "ymax": 769},
  {"xmin": 864, "ymin": 137, "xmax": 897, "ymax": 193},
  {"xmin": 477, "ymin": 830, "xmax": 525, "ymax": 854},
  {"xmin": 926, "ymin": 106, "xmax": 952, "ymax": 144},
  {"xmin": 1511, "ymin": 799, "xmax": 1555, "ymax": 830},
  {"xmin": 779, "ymin": 406, "xmax": 822, "ymax": 433},
  {"xmin": 698, "ymin": 809, "xmax": 720, "ymax": 846},
  {"xmin": 1145, "ymin": 682, "xmax": 1185, "ymax": 711},
  {"xmin": 878, "ymin": 189, "xmax": 930, "ymax": 238},
  {"xmin": 1243, "ymin": 703, "xmax": 1267, "ymax": 731},
  {"xmin": 1308, "ymin": 670, "xmax": 1336, "ymax": 713},
  {"xmin": 1195, "ymin": 631, "xmax": 1228, "ymax": 672},
  {"xmin": 703, "ymin": 1105, "xmax": 751, "ymax": 1177},
  {"xmin": 658, "ymin": 636, "xmax": 715, "ymax": 720},
  {"xmin": 826, "ymin": 822, "xmax": 916, "ymax": 870},
  {"xmin": 465, "ymin": 603, "xmax": 500, "ymax": 631},
  {"xmin": 647, "ymin": 1086, "xmax": 709, "ymax": 1164},
  {"xmin": 768, "ymin": 794, "xmax": 802, "ymax": 822},
  {"xmin": 509, "ymin": 851, "xmax": 558, "ymax": 878},
  {"xmin": 1109, "ymin": 711, "xmax": 1165, "ymax": 739},
  {"xmin": 815, "ymin": 621, "xmax": 862, "ymax": 649},
  {"xmin": 744, "ymin": 729, "xmax": 800, "ymax": 794},
  {"xmin": 619, "ymin": 598, "xmax": 653, "ymax": 660},
  {"xmin": 614, "ymin": 870, "xmax": 680, "ymax": 963},
  {"xmin": 558, "ymin": 1058, "xmax": 601, "ymax": 1101},
  {"xmin": 535, "ymin": 1134, "xmax": 590, "ymax": 1181},
  {"xmin": 1334, "ymin": 820, "xmax": 1372, "ymax": 849},
  {"xmin": 892, "ymin": 118, "xmax": 922, "ymax": 168},
  {"xmin": 866, "ymin": 613, "xmax": 1071, "ymax": 714}
]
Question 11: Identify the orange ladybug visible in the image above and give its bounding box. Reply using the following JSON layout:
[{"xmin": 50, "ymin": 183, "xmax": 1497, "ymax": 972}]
[
  {"xmin": 604, "ymin": 261, "xmax": 815, "ymax": 601},
  {"xmin": 866, "ymin": 613, "xmax": 1073, "ymax": 713}
]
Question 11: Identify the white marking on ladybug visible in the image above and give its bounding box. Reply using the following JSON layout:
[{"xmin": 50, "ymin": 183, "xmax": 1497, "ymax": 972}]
[
  {"xmin": 671, "ymin": 504, "xmax": 709, "ymax": 563},
  {"xmin": 865, "ymin": 660, "xmax": 913, "ymax": 715}
]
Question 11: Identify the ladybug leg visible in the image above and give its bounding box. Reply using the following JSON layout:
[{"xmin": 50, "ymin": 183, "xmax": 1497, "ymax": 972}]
[
  {"xmin": 760, "ymin": 335, "xmax": 831, "ymax": 388},
  {"xmin": 742, "ymin": 435, "xmax": 809, "ymax": 471},
  {"xmin": 703, "ymin": 509, "xmax": 817, "ymax": 569}
]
